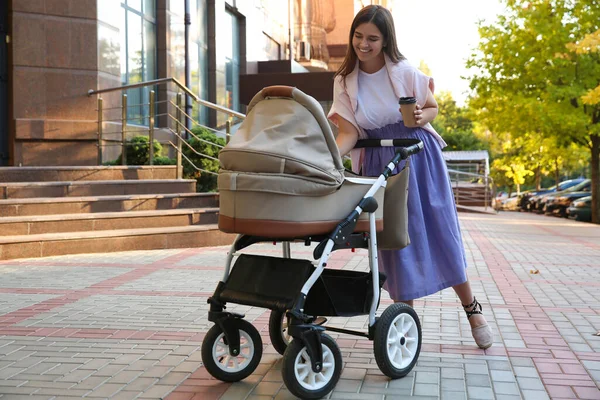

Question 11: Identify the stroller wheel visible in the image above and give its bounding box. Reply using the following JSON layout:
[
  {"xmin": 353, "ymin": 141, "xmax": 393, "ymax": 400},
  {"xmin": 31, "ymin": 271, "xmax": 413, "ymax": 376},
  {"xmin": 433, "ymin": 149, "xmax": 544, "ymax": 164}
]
[
  {"xmin": 373, "ymin": 303, "xmax": 421, "ymax": 379},
  {"xmin": 269, "ymin": 309, "xmax": 291, "ymax": 355},
  {"xmin": 282, "ymin": 333, "xmax": 342, "ymax": 400},
  {"xmin": 201, "ymin": 319, "xmax": 262, "ymax": 382}
]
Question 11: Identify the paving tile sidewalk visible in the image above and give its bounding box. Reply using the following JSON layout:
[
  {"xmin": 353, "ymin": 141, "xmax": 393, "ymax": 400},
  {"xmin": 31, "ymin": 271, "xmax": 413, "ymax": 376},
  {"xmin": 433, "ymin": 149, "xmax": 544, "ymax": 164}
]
[{"xmin": 0, "ymin": 212, "xmax": 599, "ymax": 399}]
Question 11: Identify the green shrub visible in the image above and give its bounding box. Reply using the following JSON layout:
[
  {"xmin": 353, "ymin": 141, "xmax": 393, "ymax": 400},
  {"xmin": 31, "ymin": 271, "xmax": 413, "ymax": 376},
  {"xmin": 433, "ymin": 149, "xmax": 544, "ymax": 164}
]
[
  {"xmin": 183, "ymin": 127, "xmax": 226, "ymax": 192},
  {"xmin": 105, "ymin": 136, "xmax": 163, "ymax": 166},
  {"xmin": 153, "ymin": 156, "xmax": 176, "ymax": 165},
  {"xmin": 343, "ymin": 158, "xmax": 352, "ymax": 171},
  {"xmin": 119, "ymin": 136, "xmax": 162, "ymax": 165}
]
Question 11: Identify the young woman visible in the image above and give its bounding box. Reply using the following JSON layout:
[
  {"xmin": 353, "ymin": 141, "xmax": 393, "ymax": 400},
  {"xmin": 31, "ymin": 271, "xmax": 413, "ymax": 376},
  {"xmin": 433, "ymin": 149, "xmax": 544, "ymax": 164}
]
[{"xmin": 327, "ymin": 5, "xmax": 493, "ymax": 349}]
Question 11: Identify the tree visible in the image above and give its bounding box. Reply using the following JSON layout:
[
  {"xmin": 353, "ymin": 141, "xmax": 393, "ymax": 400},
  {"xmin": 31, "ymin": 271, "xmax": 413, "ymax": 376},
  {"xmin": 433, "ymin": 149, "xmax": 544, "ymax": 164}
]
[
  {"xmin": 467, "ymin": 0, "xmax": 600, "ymax": 222},
  {"xmin": 432, "ymin": 91, "xmax": 490, "ymax": 151}
]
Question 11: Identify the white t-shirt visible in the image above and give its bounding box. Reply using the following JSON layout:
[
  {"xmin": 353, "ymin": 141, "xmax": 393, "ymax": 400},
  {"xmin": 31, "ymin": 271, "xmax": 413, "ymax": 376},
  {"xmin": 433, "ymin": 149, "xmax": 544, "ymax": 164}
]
[{"xmin": 355, "ymin": 66, "xmax": 403, "ymax": 130}]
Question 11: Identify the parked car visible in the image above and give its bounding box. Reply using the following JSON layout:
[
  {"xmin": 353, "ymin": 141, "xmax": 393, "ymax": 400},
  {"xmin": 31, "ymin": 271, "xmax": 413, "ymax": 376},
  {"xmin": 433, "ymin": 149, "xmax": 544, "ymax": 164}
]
[
  {"xmin": 542, "ymin": 179, "xmax": 591, "ymax": 216},
  {"xmin": 547, "ymin": 189, "xmax": 592, "ymax": 217},
  {"xmin": 567, "ymin": 196, "xmax": 591, "ymax": 222},
  {"xmin": 517, "ymin": 190, "xmax": 535, "ymax": 211},
  {"xmin": 495, "ymin": 193, "xmax": 520, "ymax": 211},
  {"xmin": 493, "ymin": 192, "xmax": 508, "ymax": 210},
  {"xmin": 528, "ymin": 178, "xmax": 587, "ymax": 213}
]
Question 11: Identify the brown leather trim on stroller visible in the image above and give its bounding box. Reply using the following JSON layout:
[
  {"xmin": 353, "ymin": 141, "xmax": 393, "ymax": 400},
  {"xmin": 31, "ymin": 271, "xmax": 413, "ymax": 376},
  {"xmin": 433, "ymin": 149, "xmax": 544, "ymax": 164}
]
[
  {"xmin": 261, "ymin": 85, "xmax": 295, "ymax": 98},
  {"xmin": 219, "ymin": 215, "xmax": 383, "ymax": 238}
]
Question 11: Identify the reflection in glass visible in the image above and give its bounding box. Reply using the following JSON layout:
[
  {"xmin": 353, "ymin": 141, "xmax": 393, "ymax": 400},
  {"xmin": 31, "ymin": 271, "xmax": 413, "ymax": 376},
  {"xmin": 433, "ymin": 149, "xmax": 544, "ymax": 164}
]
[
  {"xmin": 120, "ymin": 3, "xmax": 157, "ymax": 126},
  {"xmin": 169, "ymin": 0, "xmax": 183, "ymax": 14},
  {"xmin": 192, "ymin": 0, "xmax": 208, "ymax": 124},
  {"xmin": 216, "ymin": 10, "xmax": 240, "ymax": 126},
  {"xmin": 98, "ymin": 24, "xmax": 121, "ymax": 76},
  {"xmin": 144, "ymin": 0, "xmax": 156, "ymax": 18},
  {"xmin": 144, "ymin": 20, "xmax": 156, "ymax": 82},
  {"xmin": 263, "ymin": 33, "xmax": 280, "ymax": 60},
  {"xmin": 127, "ymin": 0, "xmax": 142, "ymax": 12},
  {"xmin": 169, "ymin": 11, "xmax": 185, "ymax": 83},
  {"xmin": 120, "ymin": 10, "xmax": 127, "ymax": 84},
  {"xmin": 98, "ymin": 0, "xmax": 121, "ymax": 28},
  {"xmin": 127, "ymin": 10, "xmax": 143, "ymax": 83}
]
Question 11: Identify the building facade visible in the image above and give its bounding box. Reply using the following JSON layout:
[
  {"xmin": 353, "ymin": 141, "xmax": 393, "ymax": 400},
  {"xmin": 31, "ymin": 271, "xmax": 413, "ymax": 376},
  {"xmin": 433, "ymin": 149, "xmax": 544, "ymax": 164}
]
[{"xmin": 1, "ymin": 0, "xmax": 389, "ymax": 167}]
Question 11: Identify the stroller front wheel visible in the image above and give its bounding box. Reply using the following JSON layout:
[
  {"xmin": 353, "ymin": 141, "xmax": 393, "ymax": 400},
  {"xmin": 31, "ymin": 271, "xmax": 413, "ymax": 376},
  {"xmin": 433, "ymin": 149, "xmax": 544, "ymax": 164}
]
[
  {"xmin": 201, "ymin": 319, "xmax": 262, "ymax": 382},
  {"xmin": 269, "ymin": 309, "xmax": 291, "ymax": 355},
  {"xmin": 282, "ymin": 333, "xmax": 342, "ymax": 400},
  {"xmin": 373, "ymin": 303, "xmax": 422, "ymax": 379}
]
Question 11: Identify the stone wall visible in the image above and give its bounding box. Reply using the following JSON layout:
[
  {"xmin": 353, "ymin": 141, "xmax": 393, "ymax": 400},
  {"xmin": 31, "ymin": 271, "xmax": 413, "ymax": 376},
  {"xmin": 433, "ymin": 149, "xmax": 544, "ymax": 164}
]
[{"xmin": 10, "ymin": 0, "xmax": 99, "ymax": 166}]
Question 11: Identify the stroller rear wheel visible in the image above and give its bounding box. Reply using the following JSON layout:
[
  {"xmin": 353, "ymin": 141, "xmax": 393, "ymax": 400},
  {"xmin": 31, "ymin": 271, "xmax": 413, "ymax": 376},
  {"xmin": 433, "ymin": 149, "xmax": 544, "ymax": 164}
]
[
  {"xmin": 201, "ymin": 319, "xmax": 262, "ymax": 382},
  {"xmin": 282, "ymin": 333, "xmax": 342, "ymax": 400},
  {"xmin": 373, "ymin": 303, "xmax": 421, "ymax": 379},
  {"xmin": 269, "ymin": 309, "xmax": 291, "ymax": 355}
]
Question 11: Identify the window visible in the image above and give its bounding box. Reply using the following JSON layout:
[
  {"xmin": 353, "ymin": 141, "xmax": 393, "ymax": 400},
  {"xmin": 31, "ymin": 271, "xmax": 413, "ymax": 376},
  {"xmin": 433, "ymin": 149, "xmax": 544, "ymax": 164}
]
[
  {"xmin": 262, "ymin": 32, "xmax": 281, "ymax": 60},
  {"xmin": 191, "ymin": 0, "xmax": 209, "ymax": 125},
  {"xmin": 121, "ymin": 0, "xmax": 156, "ymax": 125},
  {"xmin": 216, "ymin": 8, "xmax": 240, "ymax": 126}
]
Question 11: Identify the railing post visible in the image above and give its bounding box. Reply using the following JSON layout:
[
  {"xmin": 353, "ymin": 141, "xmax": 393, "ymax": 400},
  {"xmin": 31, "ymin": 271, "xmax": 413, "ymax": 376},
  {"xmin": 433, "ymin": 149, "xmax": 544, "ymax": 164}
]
[
  {"xmin": 226, "ymin": 119, "xmax": 231, "ymax": 144},
  {"xmin": 149, "ymin": 90, "xmax": 155, "ymax": 165},
  {"xmin": 485, "ymin": 176, "xmax": 489, "ymax": 210},
  {"xmin": 176, "ymin": 92, "xmax": 183, "ymax": 179},
  {"xmin": 455, "ymin": 174, "xmax": 460, "ymax": 205},
  {"xmin": 97, "ymin": 97, "xmax": 103, "ymax": 165},
  {"xmin": 121, "ymin": 93, "xmax": 128, "ymax": 165}
]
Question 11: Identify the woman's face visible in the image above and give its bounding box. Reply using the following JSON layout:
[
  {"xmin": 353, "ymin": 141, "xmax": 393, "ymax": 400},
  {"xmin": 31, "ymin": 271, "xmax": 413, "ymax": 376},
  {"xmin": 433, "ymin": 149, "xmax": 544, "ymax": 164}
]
[{"xmin": 352, "ymin": 22, "xmax": 385, "ymax": 62}]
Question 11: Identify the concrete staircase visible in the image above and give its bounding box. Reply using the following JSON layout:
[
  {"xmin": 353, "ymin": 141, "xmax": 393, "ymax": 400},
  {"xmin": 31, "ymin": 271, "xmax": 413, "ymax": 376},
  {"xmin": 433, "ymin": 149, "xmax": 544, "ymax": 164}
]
[
  {"xmin": 452, "ymin": 183, "xmax": 497, "ymax": 215},
  {"xmin": 0, "ymin": 166, "xmax": 234, "ymax": 260}
]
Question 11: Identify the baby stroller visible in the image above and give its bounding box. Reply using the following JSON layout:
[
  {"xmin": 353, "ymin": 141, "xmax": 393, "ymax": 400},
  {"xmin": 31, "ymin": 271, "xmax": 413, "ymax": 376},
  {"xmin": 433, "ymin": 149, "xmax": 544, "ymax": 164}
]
[{"xmin": 201, "ymin": 85, "xmax": 424, "ymax": 399}]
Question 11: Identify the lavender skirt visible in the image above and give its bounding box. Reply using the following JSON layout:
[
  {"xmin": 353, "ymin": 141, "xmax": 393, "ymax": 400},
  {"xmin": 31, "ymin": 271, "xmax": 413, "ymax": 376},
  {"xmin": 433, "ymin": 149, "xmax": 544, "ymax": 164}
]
[{"xmin": 362, "ymin": 121, "xmax": 467, "ymax": 301}]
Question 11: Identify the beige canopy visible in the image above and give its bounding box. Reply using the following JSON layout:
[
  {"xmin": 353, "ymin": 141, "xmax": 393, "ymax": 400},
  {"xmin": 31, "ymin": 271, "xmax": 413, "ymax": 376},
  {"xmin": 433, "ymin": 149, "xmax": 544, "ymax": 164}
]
[{"xmin": 218, "ymin": 86, "xmax": 345, "ymax": 196}]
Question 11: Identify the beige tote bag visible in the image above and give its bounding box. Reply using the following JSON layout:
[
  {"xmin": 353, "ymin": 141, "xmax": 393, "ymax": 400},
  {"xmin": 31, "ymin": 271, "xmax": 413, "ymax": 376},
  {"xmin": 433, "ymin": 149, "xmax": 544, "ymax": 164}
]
[{"xmin": 376, "ymin": 159, "xmax": 411, "ymax": 250}]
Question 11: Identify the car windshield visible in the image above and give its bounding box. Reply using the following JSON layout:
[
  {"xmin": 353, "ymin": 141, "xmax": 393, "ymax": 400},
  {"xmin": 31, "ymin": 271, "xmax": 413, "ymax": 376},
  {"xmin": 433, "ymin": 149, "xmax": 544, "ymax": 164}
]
[
  {"xmin": 557, "ymin": 179, "xmax": 584, "ymax": 190},
  {"xmin": 565, "ymin": 179, "xmax": 591, "ymax": 192}
]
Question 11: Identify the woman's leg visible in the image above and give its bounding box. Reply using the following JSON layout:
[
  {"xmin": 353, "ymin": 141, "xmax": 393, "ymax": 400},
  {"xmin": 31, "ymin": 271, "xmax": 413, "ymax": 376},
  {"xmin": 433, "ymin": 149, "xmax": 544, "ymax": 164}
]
[
  {"xmin": 453, "ymin": 280, "xmax": 488, "ymax": 328},
  {"xmin": 396, "ymin": 280, "xmax": 493, "ymax": 349}
]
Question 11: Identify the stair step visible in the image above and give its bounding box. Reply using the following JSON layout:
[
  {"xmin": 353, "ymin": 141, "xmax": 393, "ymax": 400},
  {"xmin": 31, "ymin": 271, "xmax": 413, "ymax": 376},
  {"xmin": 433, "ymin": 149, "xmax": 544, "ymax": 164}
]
[
  {"xmin": 0, "ymin": 193, "xmax": 219, "ymax": 217},
  {"xmin": 0, "ymin": 225, "xmax": 235, "ymax": 261},
  {"xmin": 1, "ymin": 179, "xmax": 196, "ymax": 199},
  {"xmin": 0, "ymin": 208, "xmax": 219, "ymax": 235},
  {"xmin": 0, "ymin": 166, "xmax": 177, "ymax": 182}
]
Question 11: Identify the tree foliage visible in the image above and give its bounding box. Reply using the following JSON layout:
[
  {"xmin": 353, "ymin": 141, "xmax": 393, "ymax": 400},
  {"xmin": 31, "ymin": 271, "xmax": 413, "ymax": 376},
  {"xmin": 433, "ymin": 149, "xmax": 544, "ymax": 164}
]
[
  {"xmin": 466, "ymin": 0, "xmax": 600, "ymax": 221},
  {"xmin": 432, "ymin": 91, "xmax": 489, "ymax": 151}
]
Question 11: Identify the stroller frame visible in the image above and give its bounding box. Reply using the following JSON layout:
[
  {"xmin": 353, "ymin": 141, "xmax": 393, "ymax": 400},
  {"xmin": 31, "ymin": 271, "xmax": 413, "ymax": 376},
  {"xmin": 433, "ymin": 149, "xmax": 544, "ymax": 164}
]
[{"xmin": 204, "ymin": 139, "xmax": 423, "ymax": 399}]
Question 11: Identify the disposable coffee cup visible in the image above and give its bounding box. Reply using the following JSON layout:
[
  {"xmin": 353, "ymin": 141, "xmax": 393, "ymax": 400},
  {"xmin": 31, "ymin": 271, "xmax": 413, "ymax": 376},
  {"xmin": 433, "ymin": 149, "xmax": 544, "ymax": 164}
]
[{"xmin": 399, "ymin": 97, "xmax": 418, "ymax": 127}]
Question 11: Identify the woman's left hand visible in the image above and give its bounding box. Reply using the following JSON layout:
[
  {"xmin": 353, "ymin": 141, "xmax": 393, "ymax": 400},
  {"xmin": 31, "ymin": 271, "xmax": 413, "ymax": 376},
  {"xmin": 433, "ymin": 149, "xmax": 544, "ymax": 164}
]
[{"xmin": 414, "ymin": 104, "xmax": 424, "ymax": 126}]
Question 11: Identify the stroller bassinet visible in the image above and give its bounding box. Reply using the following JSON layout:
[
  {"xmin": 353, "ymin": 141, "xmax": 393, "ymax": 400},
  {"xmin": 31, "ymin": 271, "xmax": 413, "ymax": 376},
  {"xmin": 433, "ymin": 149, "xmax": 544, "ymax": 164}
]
[{"xmin": 218, "ymin": 85, "xmax": 385, "ymax": 238}]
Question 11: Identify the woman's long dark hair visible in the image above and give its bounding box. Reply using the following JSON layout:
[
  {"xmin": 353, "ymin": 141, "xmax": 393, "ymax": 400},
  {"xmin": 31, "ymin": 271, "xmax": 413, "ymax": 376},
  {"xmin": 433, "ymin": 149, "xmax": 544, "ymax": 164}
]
[{"xmin": 335, "ymin": 5, "xmax": 405, "ymax": 82}]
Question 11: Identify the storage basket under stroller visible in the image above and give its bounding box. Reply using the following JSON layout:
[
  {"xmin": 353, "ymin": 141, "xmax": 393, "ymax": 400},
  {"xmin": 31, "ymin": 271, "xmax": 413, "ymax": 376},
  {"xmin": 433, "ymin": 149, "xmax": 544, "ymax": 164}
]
[{"xmin": 219, "ymin": 254, "xmax": 386, "ymax": 317}]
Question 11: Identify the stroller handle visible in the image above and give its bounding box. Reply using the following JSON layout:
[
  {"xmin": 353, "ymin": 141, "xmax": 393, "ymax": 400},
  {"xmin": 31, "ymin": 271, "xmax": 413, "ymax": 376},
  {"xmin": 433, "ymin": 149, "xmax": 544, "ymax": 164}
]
[{"xmin": 354, "ymin": 139, "xmax": 424, "ymax": 159}]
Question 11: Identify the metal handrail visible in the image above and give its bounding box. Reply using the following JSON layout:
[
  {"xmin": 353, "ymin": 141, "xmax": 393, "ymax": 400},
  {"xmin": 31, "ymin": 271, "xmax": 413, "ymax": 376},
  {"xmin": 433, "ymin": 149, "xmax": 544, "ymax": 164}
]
[
  {"xmin": 88, "ymin": 77, "xmax": 246, "ymax": 119},
  {"xmin": 91, "ymin": 77, "xmax": 240, "ymax": 182},
  {"xmin": 447, "ymin": 168, "xmax": 490, "ymax": 179}
]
